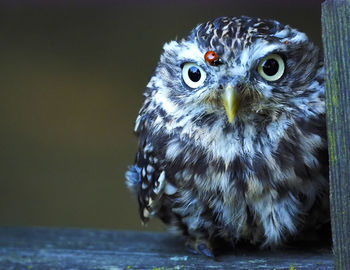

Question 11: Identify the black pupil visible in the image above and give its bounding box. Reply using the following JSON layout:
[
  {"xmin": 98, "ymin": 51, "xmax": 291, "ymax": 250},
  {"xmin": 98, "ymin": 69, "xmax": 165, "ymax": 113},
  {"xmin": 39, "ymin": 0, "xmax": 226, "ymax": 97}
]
[
  {"xmin": 262, "ymin": 58, "xmax": 279, "ymax": 76},
  {"xmin": 188, "ymin": 66, "xmax": 201, "ymax": 82}
]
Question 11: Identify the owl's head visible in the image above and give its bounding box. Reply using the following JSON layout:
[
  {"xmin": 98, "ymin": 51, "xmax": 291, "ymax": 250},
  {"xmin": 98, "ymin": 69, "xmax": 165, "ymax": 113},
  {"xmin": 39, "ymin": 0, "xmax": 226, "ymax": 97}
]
[{"xmin": 145, "ymin": 16, "xmax": 323, "ymax": 128}]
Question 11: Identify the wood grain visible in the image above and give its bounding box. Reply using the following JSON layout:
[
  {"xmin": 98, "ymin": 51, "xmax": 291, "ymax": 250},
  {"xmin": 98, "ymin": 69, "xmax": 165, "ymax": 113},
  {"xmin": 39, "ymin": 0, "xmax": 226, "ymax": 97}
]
[
  {"xmin": 0, "ymin": 227, "xmax": 333, "ymax": 270},
  {"xmin": 322, "ymin": 0, "xmax": 350, "ymax": 269}
]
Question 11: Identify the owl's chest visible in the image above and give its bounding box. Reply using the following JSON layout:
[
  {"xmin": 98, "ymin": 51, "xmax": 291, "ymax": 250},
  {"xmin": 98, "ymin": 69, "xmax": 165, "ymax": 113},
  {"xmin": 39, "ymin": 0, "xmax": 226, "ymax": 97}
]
[
  {"xmin": 166, "ymin": 122, "xmax": 281, "ymax": 174},
  {"xmin": 164, "ymin": 117, "xmax": 316, "ymax": 195}
]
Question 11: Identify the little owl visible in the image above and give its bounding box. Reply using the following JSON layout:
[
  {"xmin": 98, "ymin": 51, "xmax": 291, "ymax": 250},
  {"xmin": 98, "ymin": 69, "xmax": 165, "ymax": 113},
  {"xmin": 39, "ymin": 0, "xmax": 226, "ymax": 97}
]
[{"xmin": 126, "ymin": 16, "xmax": 329, "ymax": 257}]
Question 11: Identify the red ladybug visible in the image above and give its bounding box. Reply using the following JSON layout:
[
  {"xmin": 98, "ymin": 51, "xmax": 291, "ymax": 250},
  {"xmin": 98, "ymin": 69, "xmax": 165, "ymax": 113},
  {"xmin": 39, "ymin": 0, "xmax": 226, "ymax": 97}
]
[{"xmin": 204, "ymin": 51, "xmax": 222, "ymax": 66}]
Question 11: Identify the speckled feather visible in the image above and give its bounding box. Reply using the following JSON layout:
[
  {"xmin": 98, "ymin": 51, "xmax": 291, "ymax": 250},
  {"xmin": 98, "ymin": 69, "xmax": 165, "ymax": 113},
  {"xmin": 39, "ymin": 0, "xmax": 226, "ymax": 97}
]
[{"xmin": 126, "ymin": 16, "xmax": 329, "ymax": 251}]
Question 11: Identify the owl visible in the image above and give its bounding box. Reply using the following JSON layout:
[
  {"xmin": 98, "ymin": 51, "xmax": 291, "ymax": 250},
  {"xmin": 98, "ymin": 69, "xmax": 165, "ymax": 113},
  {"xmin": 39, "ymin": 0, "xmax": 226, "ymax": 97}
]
[{"xmin": 126, "ymin": 16, "xmax": 329, "ymax": 257}]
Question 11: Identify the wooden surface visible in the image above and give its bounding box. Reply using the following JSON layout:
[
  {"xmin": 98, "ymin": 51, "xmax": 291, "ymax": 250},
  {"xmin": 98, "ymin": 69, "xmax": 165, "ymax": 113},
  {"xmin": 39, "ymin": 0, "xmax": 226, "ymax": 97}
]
[
  {"xmin": 322, "ymin": 0, "xmax": 350, "ymax": 269},
  {"xmin": 0, "ymin": 227, "xmax": 333, "ymax": 270}
]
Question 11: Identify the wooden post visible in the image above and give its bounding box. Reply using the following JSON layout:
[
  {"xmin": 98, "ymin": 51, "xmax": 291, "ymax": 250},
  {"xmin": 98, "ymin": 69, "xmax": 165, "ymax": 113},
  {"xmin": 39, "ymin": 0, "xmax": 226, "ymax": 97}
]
[{"xmin": 322, "ymin": 0, "xmax": 350, "ymax": 269}]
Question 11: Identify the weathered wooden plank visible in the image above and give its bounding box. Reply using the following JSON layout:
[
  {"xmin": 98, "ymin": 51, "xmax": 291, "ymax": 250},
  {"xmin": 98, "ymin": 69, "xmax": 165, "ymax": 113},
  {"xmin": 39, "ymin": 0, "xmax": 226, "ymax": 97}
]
[
  {"xmin": 0, "ymin": 227, "xmax": 333, "ymax": 270},
  {"xmin": 321, "ymin": 0, "xmax": 350, "ymax": 269}
]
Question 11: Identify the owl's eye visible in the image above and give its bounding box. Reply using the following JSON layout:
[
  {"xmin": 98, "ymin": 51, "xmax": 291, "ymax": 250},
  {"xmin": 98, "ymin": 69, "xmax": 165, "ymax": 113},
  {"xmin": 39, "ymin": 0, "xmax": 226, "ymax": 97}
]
[
  {"xmin": 257, "ymin": 54, "xmax": 285, "ymax": 82},
  {"xmin": 182, "ymin": 63, "xmax": 207, "ymax": 88}
]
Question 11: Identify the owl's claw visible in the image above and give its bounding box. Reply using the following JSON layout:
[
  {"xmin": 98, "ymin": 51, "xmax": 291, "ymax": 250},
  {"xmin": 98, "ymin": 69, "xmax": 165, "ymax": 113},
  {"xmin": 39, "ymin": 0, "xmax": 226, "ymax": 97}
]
[
  {"xmin": 197, "ymin": 243, "xmax": 215, "ymax": 258},
  {"xmin": 185, "ymin": 243, "xmax": 200, "ymax": 255},
  {"xmin": 185, "ymin": 238, "xmax": 215, "ymax": 258}
]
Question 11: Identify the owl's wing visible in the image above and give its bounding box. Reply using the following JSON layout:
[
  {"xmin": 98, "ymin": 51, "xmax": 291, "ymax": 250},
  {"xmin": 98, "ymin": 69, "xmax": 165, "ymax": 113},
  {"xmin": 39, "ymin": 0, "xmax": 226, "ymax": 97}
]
[{"xmin": 126, "ymin": 105, "xmax": 173, "ymax": 223}]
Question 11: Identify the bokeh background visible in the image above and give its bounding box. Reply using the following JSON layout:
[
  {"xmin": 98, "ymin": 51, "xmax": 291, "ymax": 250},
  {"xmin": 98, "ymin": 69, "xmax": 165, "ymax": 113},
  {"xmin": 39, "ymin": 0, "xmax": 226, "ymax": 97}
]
[{"xmin": 0, "ymin": 0, "xmax": 323, "ymax": 232}]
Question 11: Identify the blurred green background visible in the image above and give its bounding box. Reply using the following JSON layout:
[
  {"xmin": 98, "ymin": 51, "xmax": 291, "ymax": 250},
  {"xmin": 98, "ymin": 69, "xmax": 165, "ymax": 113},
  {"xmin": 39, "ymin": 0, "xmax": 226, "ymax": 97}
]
[{"xmin": 0, "ymin": 0, "xmax": 322, "ymax": 232}]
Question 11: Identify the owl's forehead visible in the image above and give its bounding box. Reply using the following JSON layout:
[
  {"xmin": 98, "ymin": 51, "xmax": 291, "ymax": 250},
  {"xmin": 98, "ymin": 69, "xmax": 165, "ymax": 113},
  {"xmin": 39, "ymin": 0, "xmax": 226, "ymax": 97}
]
[
  {"xmin": 193, "ymin": 16, "xmax": 286, "ymax": 51},
  {"xmin": 164, "ymin": 16, "xmax": 307, "ymax": 67}
]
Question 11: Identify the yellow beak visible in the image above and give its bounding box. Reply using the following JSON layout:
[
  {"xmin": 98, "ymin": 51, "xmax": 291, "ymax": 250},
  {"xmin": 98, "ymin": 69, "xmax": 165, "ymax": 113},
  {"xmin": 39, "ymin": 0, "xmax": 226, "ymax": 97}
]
[{"xmin": 221, "ymin": 84, "xmax": 239, "ymax": 123}]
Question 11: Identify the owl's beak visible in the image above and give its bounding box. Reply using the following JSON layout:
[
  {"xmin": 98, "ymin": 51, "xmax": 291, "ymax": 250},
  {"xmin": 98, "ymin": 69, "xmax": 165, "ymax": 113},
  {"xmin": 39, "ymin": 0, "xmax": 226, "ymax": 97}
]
[{"xmin": 221, "ymin": 84, "xmax": 239, "ymax": 123}]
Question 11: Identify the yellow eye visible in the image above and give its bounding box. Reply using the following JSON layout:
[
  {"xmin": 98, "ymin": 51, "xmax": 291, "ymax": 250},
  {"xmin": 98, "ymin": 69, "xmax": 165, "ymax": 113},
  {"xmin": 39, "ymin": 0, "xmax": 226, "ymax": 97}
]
[
  {"xmin": 182, "ymin": 63, "xmax": 207, "ymax": 88},
  {"xmin": 257, "ymin": 54, "xmax": 285, "ymax": 82}
]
